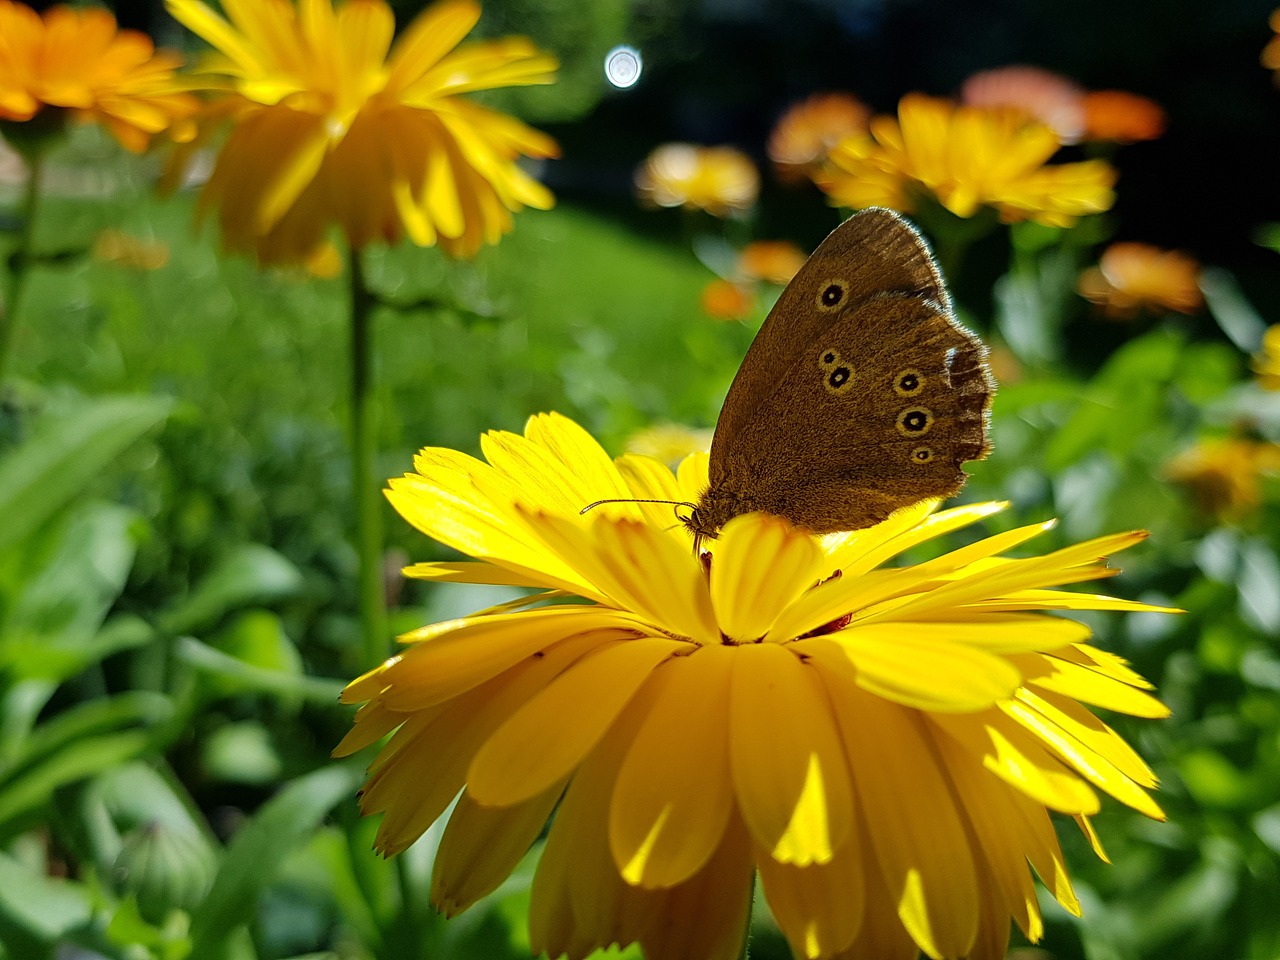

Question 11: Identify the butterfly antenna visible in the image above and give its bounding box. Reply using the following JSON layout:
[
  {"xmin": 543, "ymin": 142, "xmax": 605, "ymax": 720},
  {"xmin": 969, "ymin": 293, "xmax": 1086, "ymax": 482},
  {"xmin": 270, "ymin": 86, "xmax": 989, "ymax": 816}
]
[{"xmin": 579, "ymin": 497, "xmax": 697, "ymax": 516}]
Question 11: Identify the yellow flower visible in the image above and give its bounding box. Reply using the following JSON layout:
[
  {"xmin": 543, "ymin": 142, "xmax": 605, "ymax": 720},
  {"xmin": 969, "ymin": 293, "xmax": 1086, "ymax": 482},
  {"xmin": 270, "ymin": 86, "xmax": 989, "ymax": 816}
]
[
  {"xmin": 0, "ymin": 1, "xmax": 196, "ymax": 152},
  {"xmin": 1253, "ymin": 324, "xmax": 1280, "ymax": 390},
  {"xmin": 960, "ymin": 65, "xmax": 1085, "ymax": 143},
  {"xmin": 819, "ymin": 94, "xmax": 1116, "ymax": 227},
  {"xmin": 1082, "ymin": 90, "xmax": 1166, "ymax": 143},
  {"xmin": 337, "ymin": 413, "xmax": 1173, "ymax": 960},
  {"xmin": 165, "ymin": 0, "xmax": 559, "ymax": 265},
  {"xmin": 624, "ymin": 422, "xmax": 713, "ymax": 467},
  {"xmin": 1167, "ymin": 437, "xmax": 1280, "ymax": 521},
  {"xmin": 767, "ymin": 92, "xmax": 871, "ymax": 182},
  {"xmin": 634, "ymin": 143, "xmax": 759, "ymax": 216},
  {"xmin": 92, "ymin": 228, "xmax": 170, "ymax": 270},
  {"xmin": 1077, "ymin": 242, "xmax": 1203, "ymax": 319}
]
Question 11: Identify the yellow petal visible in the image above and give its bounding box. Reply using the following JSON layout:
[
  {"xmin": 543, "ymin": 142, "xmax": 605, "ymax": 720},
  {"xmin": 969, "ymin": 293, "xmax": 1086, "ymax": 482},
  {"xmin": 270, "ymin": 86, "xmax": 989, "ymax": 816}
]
[
  {"xmin": 730, "ymin": 643, "xmax": 853, "ymax": 866},
  {"xmin": 757, "ymin": 833, "xmax": 866, "ymax": 958},
  {"xmin": 431, "ymin": 783, "xmax": 564, "ymax": 917},
  {"xmin": 816, "ymin": 653, "xmax": 979, "ymax": 959},
  {"xmin": 385, "ymin": 0, "xmax": 479, "ymax": 93},
  {"xmin": 1013, "ymin": 650, "xmax": 1170, "ymax": 718},
  {"xmin": 714, "ymin": 514, "xmax": 824, "ymax": 642},
  {"xmin": 371, "ymin": 607, "xmax": 627, "ymax": 712},
  {"xmin": 468, "ymin": 637, "xmax": 680, "ymax": 806},
  {"xmin": 802, "ymin": 627, "xmax": 1022, "ymax": 712},
  {"xmin": 610, "ymin": 646, "xmax": 735, "ymax": 888}
]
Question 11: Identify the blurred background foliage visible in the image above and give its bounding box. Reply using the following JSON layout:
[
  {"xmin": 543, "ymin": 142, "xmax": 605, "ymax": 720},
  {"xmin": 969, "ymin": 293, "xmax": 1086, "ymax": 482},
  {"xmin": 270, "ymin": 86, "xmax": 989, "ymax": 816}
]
[{"xmin": 2, "ymin": 0, "xmax": 1280, "ymax": 959}]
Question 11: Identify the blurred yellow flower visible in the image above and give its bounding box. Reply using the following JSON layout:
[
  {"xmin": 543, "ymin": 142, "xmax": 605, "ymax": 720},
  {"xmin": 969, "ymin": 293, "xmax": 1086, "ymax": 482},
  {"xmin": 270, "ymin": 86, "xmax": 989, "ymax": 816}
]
[
  {"xmin": 165, "ymin": 0, "xmax": 559, "ymax": 265},
  {"xmin": 338, "ymin": 413, "xmax": 1172, "ymax": 960},
  {"xmin": 92, "ymin": 228, "xmax": 170, "ymax": 270},
  {"xmin": 767, "ymin": 91, "xmax": 870, "ymax": 182},
  {"xmin": 1077, "ymin": 242, "xmax": 1203, "ymax": 319},
  {"xmin": 1253, "ymin": 325, "xmax": 1280, "ymax": 390},
  {"xmin": 820, "ymin": 94, "xmax": 1115, "ymax": 227},
  {"xmin": 737, "ymin": 239, "xmax": 807, "ymax": 284},
  {"xmin": 1166, "ymin": 437, "xmax": 1280, "ymax": 522},
  {"xmin": 0, "ymin": 1, "xmax": 196, "ymax": 152},
  {"xmin": 635, "ymin": 143, "xmax": 759, "ymax": 216},
  {"xmin": 1263, "ymin": 9, "xmax": 1280, "ymax": 80},
  {"xmin": 961, "ymin": 65, "xmax": 1085, "ymax": 143},
  {"xmin": 624, "ymin": 422, "xmax": 713, "ymax": 467},
  {"xmin": 1082, "ymin": 90, "xmax": 1166, "ymax": 143},
  {"xmin": 700, "ymin": 277, "xmax": 754, "ymax": 320}
]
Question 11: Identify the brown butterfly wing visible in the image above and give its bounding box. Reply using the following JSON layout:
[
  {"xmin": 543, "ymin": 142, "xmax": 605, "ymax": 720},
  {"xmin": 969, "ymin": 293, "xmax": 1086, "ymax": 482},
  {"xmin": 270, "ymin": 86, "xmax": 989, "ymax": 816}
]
[
  {"xmin": 695, "ymin": 210, "xmax": 993, "ymax": 537},
  {"xmin": 708, "ymin": 208, "xmax": 948, "ymax": 461}
]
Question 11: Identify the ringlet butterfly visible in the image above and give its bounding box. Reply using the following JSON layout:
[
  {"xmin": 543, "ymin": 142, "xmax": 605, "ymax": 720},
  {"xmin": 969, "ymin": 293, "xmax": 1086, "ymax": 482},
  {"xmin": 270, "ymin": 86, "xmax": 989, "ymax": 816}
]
[{"xmin": 683, "ymin": 207, "xmax": 995, "ymax": 548}]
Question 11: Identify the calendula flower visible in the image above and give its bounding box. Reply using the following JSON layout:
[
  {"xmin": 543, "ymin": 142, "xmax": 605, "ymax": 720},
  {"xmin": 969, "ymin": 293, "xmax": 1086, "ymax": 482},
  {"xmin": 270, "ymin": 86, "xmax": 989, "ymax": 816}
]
[
  {"xmin": 700, "ymin": 278, "xmax": 754, "ymax": 320},
  {"xmin": 1082, "ymin": 90, "xmax": 1166, "ymax": 143},
  {"xmin": 337, "ymin": 413, "xmax": 1173, "ymax": 960},
  {"xmin": 738, "ymin": 240, "xmax": 808, "ymax": 285},
  {"xmin": 635, "ymin": 143, "xmax": 759, "ymax": 217},
  {"xmin": 1166, "ymin": 437, "xmax": 1280, "ymax": 522},
  {"xmin": 0, "ymin": 1, "xmax": 196, "ymax": 152},
  {"xmin": 1253, "ymin": 324, "xmax": 1280, "ymax": 390},
  {"xmin": 767, "ymin": 92, "xmax": 871, "ymax": 182},
  {"xmin": 820, "ymin": 94, "xmax": 1115, "ymax": 227},
  {"xmin": 624, "ymin": 422, "xmax": 713, "ymax": 467},
  {"xmin": 960, "ymin": 65, "xmax": 1085, "ymax": 143},
  {"xmin": 165, "ymin": 0, "xmax": 559, "ymax": 265},
  {"xmin": 92, "ymin": 229, "xmax": 170, "ymax": 270},
  {"xmin": 1263, "ymin": 9, "xmax": 1280, "ymax": 80},
  {"xmin": 1077, "ymin": 242, "xmax": 1203, "ymax": 319}
]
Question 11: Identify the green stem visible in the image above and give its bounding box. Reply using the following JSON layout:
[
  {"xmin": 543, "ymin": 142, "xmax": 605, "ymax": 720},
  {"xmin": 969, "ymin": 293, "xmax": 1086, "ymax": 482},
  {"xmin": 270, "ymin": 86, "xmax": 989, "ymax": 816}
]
[
  {"xmin": 738, "ymin": 876, "xmax": 756, "ymax": 960},
  {"xmin": 348, "ymin": 244, "xmax": 388, "ymax": 671},
  {"xmin": 0, "ymin": 149, "xmax": 43, "ymax": 382}
]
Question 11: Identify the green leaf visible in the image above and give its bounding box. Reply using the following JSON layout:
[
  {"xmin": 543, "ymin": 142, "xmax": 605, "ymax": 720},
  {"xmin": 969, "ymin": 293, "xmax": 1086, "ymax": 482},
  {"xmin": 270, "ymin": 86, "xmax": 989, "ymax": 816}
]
[
  {"xmin": 0, "ymin": 850, "xmax": 93, "ymax": 941},
  {"xmin": 0, "ymin": 394, "xmax": 170, "ymax": 555},
  {"xmin": 175, "ymin": 636, "xmax": 346, "ymax": 705},
  {"xmin": 186, "ymin": 763, "xmax": 364, "ymax": 960},
  {"xmin": 158, "ymin": 545, "xmax": 305, "ymax": 637},
  {"xmin": 0, "ymin": 729, "xmax": 153, "ymax": 839}
]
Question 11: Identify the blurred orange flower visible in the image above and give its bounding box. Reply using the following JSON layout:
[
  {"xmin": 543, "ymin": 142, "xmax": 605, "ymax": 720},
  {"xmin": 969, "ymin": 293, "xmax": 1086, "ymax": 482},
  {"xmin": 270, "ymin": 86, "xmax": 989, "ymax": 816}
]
[
  {"xmin": 737, "ymin": 240, "xmax": 807, "ymax": 284},
  {"xmin": 165, "ymin": 0, "xmax": 559, "ymax": 266},
  {"xmin": 1253, "ymin": 324, "xmax": 1280, "ymax": 390},
  {"xmin": 635, "ymin": 143, "xmax": 759, "ymax": 217},
  {"xmin": 1262, "ymin": 9, "xmax": 1280, "ymax": 79},
  {"xmin": 0, "ymin": 1, "xmax": 196, "ymax": 152},
  {"xmin": 767, "ymin": 92, "xmax": 871, "ymax": 182},
  {"xmin": 1077, "ymin": 242, "xmax": 1202, "ymax": 319},
  {"xmin": 700, "ymin": 278, "xmax": 754, "ymax": 320},
  {"xmin": 961, "ymin": 65, "xmax": 1085, "ymax": 143},
  {"xmin": 1166, "ymin": 437, "xmax": 1280, "ymax": 522},
  {"xmin": 1082, "ymin": 91, "xmax": 1166, "ymax": 143},
  {"xmin": 820, "ymin": 94, "xmax": 1114, "ymax": 227}
]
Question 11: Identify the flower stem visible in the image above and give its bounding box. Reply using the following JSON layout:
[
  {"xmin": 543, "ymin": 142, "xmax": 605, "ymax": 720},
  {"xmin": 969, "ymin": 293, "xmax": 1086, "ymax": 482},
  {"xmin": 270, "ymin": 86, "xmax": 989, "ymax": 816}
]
[
  {"xmin": 347, "ymin": 244, "xmax": 388, "ymax": 670},
  {"xmin": 0, "ymin": 149, "xmax": 44, "ymax": 382}
]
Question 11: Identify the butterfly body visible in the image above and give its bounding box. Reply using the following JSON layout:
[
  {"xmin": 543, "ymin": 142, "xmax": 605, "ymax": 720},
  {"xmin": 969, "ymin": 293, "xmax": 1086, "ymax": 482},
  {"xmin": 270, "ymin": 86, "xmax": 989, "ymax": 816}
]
[{"xmin": 685, "ymin": 208, "xmax": 995, "ymax": 547}]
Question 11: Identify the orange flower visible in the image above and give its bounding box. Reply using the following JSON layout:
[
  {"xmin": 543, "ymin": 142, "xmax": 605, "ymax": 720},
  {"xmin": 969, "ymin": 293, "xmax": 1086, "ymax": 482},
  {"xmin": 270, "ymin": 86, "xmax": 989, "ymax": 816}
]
[
  {"xmin": 1166, "ymin": 437, "xmax": 1280, "ymax": 522},
  {"xmin": 961, "ymin": 65, "xmax": 1085, "ymax": 143},
  {"xmin": 0, "ymin": 1, "xmax": 196, "ymax": 152},
  {"xmin": 1253, "ymin": 325, "xmax": 1280, "ymax": 390},
  {"xmin": 1082, "ymin": 91, "xmax": 1166, "ymax": 143},
  {"xmin": 1077, "ymin": 242, "xmax": 1202, "ymax": 319},
  {"xmin": 737, "ymin": 240, "xmax": 807, "ymax": 284},
  {"xmin": 767, "ymin": 92, "xmax": 870, "ymax": 182},
  {"xmin": 1263, "ymin": 9, "xmax": 1280, "ymax": 79},
  {"xmin": 820, "ymin": 94, "xmax": 1114, "ymax": 227},
  {"xmin": 635, "ymin": 143, "xmax": 759, "ymax": 217},
  {"xmin": 700, "ymin": 278, "xmax": 754, "ymax": 320}
]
